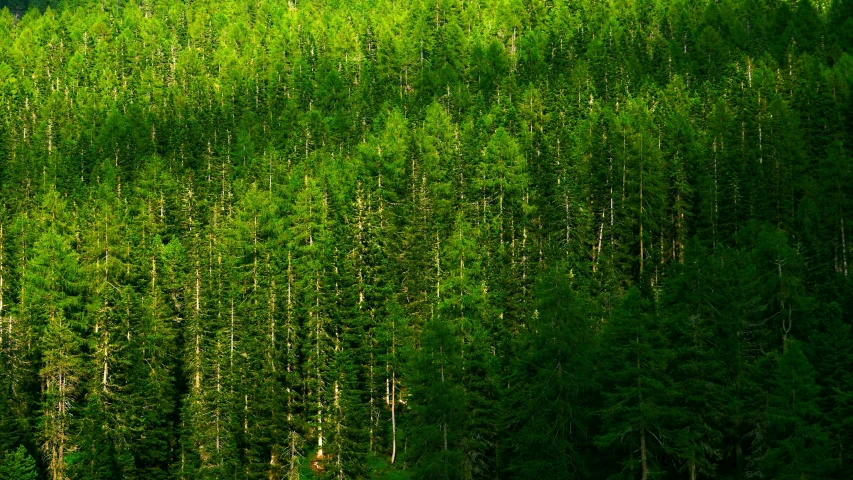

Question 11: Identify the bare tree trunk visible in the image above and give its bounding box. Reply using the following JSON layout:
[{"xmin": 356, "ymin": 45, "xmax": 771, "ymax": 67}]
[
  {"xmin": 289, "ymin": 431, "xmax": 299, "ymax": 480},
  {"xmin": 269, "ymin": 450, "xmax": 278, "ymax": 480},
  {"xmin": 316, "ymin": 271, "xmax": 324, "ymax": 459},
  {"xmin": 102, "ymin": 333, "xmax": 109, "ymax": 391},
  {"xmin": 390, "ymin": 310, "xmax": 398, "ymax": 464},
  {"xmin": 593, "ymin": 215, "xmax": 603, "ymax": 272}
]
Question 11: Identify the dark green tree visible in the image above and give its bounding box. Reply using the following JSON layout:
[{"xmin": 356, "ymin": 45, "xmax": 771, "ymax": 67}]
[
  {"xmin": 0, "ymin": 445, "xmax": 37, "ymax": 480},
  {"xmin": 503, "ymin": 270, "xmax": 595, "ymax": 480},
  {"xmin": 755, "ymin": 341, "xmax": 831, "ymax": 478},
  {"xmin": 596, "ymin": 288, "xmax": 673, "ymax": 480}
]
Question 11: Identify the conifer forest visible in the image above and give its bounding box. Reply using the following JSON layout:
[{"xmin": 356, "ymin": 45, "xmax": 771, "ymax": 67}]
[{"xmin": 0, "ymin": 0, "xmax": 852, "ymax": 478}]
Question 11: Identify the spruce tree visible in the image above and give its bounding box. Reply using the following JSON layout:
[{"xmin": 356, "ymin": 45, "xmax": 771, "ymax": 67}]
[
  {"xmin": 23, "ymin": 190, "xmax": 84, "ymax": 480},
  {"xmin": 596, "ymin": 287, "xmax": 673, "ymax": 480},
  {"xmin": 757, "ymin": 340, "xmax": 831, "ymax": 478},
  {"xmin": 808, "ymin": 302, "xmax": 853, "ymax": 473},
  {"xmin": 0, "ymin": 445, "xmax": 37, "ymax": 480},
  {"xmin": 503, "ymin": 270, "xmax": 595, "ymax": 480}
]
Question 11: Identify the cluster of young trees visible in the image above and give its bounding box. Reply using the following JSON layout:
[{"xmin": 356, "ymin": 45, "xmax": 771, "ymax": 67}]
[{"xmin": 0, "ymin": 0, "xmax": 851, "ymax": 478}]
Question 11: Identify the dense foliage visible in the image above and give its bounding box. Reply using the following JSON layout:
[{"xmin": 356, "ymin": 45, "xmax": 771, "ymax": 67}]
[{"xmin": 0, "ymin": 0, "xmax": 851, "ymax": 478}]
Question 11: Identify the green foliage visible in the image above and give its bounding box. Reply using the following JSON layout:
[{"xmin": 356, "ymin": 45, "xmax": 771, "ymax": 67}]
[
  {"xmin": 503, "ymin": 271, "xmax": 595, "ymax": 479},
  {"xmin": 0, "ymin": 445, "xmax": 38, "ymax": 480},
  {"xmin": 0, "ymin": 0, "xmax": 850, "ymax": 478},
  {"xmin": 757, "ymin": 341, "xmax": 831, "ymax": 478},
  {"xmin": 596, "ymin": 288, "xmax": 674, "ymax": 479}
]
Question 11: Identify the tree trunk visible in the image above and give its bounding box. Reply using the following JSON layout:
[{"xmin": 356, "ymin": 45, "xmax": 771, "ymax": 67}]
[
  {"xmin": 391, "ymin": 370, "xmax": 397, "ymax": 464},
  {"xmin": 289, "ymin": 431, "xmax": 299, "ymax": 480},
  {"xmin": 102, "ymin": 335, "xmax": 109, "ymax": 391}
]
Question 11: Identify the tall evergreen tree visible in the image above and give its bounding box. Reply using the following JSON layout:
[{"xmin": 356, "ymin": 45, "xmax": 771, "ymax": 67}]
[
  {"xmin": 596, "ymin": 288, "xmax": 673, "ymax": 480},
  {"xmin": 503, "ymin": 271, "xmax": 595, "ymax": 480},
  {"xmin": 755, "ymin": 340, "xmax": 830, "ymax": 479},
  {"xmin": 0, "ymin": 445, "xmax": 37, "ymax": 480},
  {"xmin": 24, "ymin": 190, "xmax": 84, "ymax": 480}
]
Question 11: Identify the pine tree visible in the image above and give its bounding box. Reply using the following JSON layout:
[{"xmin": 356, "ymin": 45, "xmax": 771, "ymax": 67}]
[
  {"xmin": 408, "ymin": 212, "xmax": 495, "ymax": 480},
  {"xmin": 756, "ymin": 340, "xmax": 831, "ymax": 478},
  {"xmin": 0, "ymin": 445, "xmax": 37, "ymax": 480},
  {"xmin": 0, "ymin": 214, "xmax": 26, "ymax": 459},
  {"xmin": 22, "ymin": 190, "xmax": 85, "ymax": 480},
  {"xmin": 663, "ymin": 240, "xmax": 726, "ymax": 479},
  {"xmin": 177, "ymin": 177, "xmax": 230, "ymax": 480},
  {"xmin": 224, "ymin": 184, "xmax": 287, "ymax": 479},
  {"xmin": 288, "ymin": 168, "xmax": 333, "ymax": 470},
  {"xmin": 807, "ymin": 302, "xmax": 853, "ymax": 473},
  {"xmin": 376, "ymin": 298, "xmax": 409, "ymax": 467},
  {"xmin": 407, "ymin": 307, "xmax": 466, "ymax": 480},
  {"xmin": 476, "ymin": 127, "xmax": 534, "ymax": 334},
  {"xmin": 34, "ymin": 247, "xmax": 83, "ymax": 479},
  {"xmin": 351, "ymin": 108, "xmax": 408, "ymax": 462},
  {"xmin": 76, "ymin": 175, "xmax": 138, "ymax": 479},
  {"xmin": 324, "ymin": 316, "xmax": 370, "ymax": 480},
  {"xmin": 503, "ymin": 270, "xmax": 595, "ymax": 480},
  {"xmin": 596, "ymin": 287, "xmax": 673, "ymax": 480}
]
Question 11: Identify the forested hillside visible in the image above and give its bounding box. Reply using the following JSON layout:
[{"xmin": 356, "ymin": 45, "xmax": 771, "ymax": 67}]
[{"xmin": 0, "ymin": 0, "xmax": 851, "ymax": 478}]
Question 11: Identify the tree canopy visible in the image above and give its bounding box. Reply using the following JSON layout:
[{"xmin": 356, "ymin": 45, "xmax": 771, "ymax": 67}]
[{"xmin": 0, "ymin": 0, "xmax": 851, "ymax": 478}]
